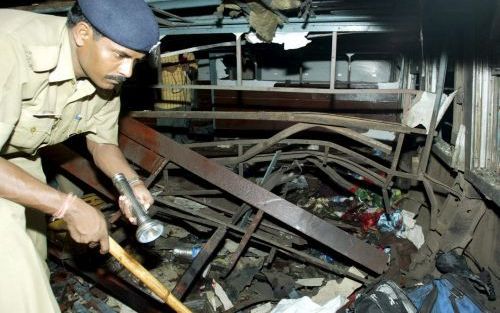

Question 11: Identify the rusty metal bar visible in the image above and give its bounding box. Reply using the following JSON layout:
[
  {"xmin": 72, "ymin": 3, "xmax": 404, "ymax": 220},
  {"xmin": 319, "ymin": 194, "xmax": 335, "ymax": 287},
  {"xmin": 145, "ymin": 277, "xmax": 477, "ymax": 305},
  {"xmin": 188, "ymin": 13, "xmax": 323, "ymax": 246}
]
[
  {"xmin": 231, "ymin": 201, "xmax": 251, "ymax": 225},
  {"xmin": 231, "ymin": 123, "xmax": 304, "ymax": 164},
  {"xmin": 215, "ymin": 138, "xmax": 389, "ymax": 181},
  {"xmin": 149, "ymin": 6, "xmax": 192, "ymax": 23},
  {"xmin": 187, "ymin": 124, "xmax": 392, "ymax": 154},
  {"xmin": 119, "ymin": 136, "xmax": 166, "ymax": 174},
  {"xmin": 230, "ymin": 150, "xmax": 387, "ymax": 187},
  {"xmin": 265, "ymin": 247, "xmax": 277, "ymax": 267},
  {"xmin": 419, "ymin": 52, "xmax": 448, "ymax": 173},
  {"xmin": 384, "ymin": 133, "xmax": 405, "ymax": 188},
  {"xmin": 237, "ymin": 144, "xmax": 244, "ymax": 176},
  {"xmin": 120, "ymin": 117, "xmax": 388, "ymax": 274},
  {"xmin": 172, "ymin": 227, "xmax": 227, "ymax": 299},
  {"xmin": 204, "ymin": 141, "xmax": 417, "ymax": 181},
  {"xmin": 417, "ymin": 52, "xmax": 447, "ymax": 231},
  {"xmin": 225, "ymin": 210, "xmax": 264, "ymax": 276},
  {"xmin": 224, "ymin": 159, "xmax": 283, "ymax": 277},
  {"xmin": 251, "ymin": 139, "xmax": 388, "ymax": 180},
  {"xmin": 212, "ymin": 147, "xmax": 412, "ymax": 182},
  {"xmin": 233, "ymin": 151, "xmax": 283, "ymax": 225},
  {"xmin": 325, "ymin": 126, "xmax": 392, "ymax": 154},
  {"xmin": 235, "ymin": 33, "xmax": 243, "ymax": 86},
  {"xmin": 161, "ymin": 40, "xmax": 240, "ymax": 58},
  {"xmin": 144, "ymin": 158, "xmax": 169, "ymax": 188},
  {"xmin": 130, "ymin": 111, "xmax": 427, "ymax": 135},
  {"xmin": 307, "ymin": 158, "xmax": 356, "ymax": 192},
  {"xmin": 147, "ymin": 84, "xmax": 421, "ymax": 95},
  {"xmin": 41, "ymin": 144, "xmax": 115, "ymax": 200},
  {"xmin": 382, "ymin": 188, "xmax": 391, "ymax": 212},
  {"xmin": 422, "ymin": 178, "xmax": 439, "ymax": 230},
  {"xmin": 163, "ymin": 189, "xmax": 222, "ymax": 196},
  {"xmin": 185, "ymin": 195, "xmax": 304, "ymax": 243},
  {"xmin": 185, "ymin": 196, "xmax": 238, "ymax": 216},
  {"xmin": 322, "ymin": 146, "xmax": 330, "ymax": 165},
  {"xmin": 228, "ymin": 123, "xmax": 390, "ymax": 165},
  {"xmin": 330, "ymin": 31, "xmax": 337, "ymax": 90},
  {"xmin": 381, "ymin": 133, "xmax": 405, "ymax": 211}
]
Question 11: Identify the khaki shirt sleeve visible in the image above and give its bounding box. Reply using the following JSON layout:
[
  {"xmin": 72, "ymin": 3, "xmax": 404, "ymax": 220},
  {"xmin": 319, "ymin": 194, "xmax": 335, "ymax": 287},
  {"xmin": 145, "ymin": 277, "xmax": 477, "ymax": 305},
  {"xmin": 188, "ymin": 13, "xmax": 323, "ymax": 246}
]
[
  {"xmin": 85, "ymin": 95, "xmax": 121, "ymax": 145},
  {"xmin": 0, "ymin": 34, "xmax": 24, "ymax": 152}
]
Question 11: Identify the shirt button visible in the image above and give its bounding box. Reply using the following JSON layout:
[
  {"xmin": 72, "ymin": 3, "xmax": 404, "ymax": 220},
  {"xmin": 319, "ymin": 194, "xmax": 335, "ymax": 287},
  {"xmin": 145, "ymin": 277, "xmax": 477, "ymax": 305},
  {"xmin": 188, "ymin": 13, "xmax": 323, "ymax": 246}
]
[{"xmin": 30, "ymin": 127, "xmax": 37, "ymax": 133}]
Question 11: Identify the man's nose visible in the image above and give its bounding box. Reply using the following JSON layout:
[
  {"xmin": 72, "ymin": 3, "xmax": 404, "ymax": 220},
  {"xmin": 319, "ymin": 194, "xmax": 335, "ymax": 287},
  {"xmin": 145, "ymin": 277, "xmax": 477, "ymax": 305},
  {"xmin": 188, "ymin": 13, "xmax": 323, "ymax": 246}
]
[{"xmin": 118, "ymin": 59, "xmax": 135, "ymax": 78}]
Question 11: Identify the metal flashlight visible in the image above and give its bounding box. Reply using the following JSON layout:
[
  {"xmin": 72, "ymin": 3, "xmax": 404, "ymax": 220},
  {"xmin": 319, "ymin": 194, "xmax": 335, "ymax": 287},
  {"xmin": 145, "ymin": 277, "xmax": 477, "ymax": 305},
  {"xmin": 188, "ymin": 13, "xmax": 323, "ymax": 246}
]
[{"xmin": 112, "ymin": 173, "xmax": 164, "ymax": 243}]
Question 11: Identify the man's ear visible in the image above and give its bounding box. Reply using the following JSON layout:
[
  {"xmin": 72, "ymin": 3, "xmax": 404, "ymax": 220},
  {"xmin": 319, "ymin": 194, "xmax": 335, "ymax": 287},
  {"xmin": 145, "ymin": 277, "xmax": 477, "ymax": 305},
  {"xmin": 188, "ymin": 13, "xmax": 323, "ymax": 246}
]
[{"xmin": 72, "ymin": 21, "xmax": 92, "ymax": 47}]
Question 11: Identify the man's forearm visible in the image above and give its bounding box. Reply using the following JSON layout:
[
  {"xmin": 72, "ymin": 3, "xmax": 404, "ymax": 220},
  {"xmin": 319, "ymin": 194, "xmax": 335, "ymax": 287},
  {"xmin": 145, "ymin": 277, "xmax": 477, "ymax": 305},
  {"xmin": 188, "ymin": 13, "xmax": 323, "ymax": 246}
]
[
  {"xmin": 87, "ymin": 139, "xmax": 138, "ymax": 181},
  {"xmin": 0, "ymin": 157, "xmax": 65, "ymax": 215}
]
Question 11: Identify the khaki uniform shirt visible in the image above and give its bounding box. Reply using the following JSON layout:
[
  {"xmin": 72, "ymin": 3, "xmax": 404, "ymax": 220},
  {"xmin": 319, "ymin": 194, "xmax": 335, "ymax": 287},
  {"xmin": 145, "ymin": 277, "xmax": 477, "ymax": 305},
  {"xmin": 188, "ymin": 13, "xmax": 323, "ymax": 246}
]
[{"xmin": 0, "ymin": 9, "xmax": 120, "ymax": 157}]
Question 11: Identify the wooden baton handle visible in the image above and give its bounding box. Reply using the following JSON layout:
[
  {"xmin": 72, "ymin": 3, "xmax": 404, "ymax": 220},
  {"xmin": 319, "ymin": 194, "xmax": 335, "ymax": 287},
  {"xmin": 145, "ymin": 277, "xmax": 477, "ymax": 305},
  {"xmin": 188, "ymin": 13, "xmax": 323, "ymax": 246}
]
[{"xmin": 108, "ymin": 236, "xmax": 192, "ymax": 313}]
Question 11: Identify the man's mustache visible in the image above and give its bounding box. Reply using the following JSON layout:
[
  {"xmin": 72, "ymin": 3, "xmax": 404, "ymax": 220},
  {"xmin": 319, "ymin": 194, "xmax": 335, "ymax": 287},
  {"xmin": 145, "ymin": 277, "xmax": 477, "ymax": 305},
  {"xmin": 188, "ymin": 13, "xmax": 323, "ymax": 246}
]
[{"xmin": 105, "ymin": 75, "xmax": 127, "ymax": 84}]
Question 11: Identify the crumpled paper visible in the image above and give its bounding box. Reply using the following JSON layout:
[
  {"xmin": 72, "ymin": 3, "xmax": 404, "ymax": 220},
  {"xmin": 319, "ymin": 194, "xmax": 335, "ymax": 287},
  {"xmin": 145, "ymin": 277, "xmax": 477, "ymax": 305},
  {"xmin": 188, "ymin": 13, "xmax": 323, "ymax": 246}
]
[{"xmin": 270, "ymin": 296, "xmax": 345, "ymax": 313}]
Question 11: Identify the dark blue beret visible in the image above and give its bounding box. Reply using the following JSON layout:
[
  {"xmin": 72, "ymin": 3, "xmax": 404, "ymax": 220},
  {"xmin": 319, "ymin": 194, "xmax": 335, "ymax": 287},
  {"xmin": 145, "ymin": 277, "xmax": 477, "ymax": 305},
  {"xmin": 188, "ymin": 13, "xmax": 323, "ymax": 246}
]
[{"xmin": 78, "ymin": 0, "xmax": 159, "ymax": 53}]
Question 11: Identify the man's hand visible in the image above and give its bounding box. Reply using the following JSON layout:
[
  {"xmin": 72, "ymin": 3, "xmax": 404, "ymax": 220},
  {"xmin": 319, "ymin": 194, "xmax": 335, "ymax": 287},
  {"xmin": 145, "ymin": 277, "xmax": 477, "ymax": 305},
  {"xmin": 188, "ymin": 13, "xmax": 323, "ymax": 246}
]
[
  {"xmin": 62, "ymin": 195, "xmax": 109, "ymax": 254},
  {"xmin": 86, "ymin": 140, "xmax": 154, "ymax": 225},
  {"xmin": 118, "ymin": 181, "xmax": 154, "ymax": 225}
]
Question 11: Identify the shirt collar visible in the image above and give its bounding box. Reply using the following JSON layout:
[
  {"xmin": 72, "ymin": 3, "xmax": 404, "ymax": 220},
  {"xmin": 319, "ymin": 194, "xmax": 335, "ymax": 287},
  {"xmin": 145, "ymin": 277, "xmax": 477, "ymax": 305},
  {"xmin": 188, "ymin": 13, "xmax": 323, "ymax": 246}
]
[
  {"xmin": 48, "ymin": 28, "xmax": 77, "ymax": 83},
  {"xmin": 49, "ymin": 27, "xmax": 96, "ymax": 96}
]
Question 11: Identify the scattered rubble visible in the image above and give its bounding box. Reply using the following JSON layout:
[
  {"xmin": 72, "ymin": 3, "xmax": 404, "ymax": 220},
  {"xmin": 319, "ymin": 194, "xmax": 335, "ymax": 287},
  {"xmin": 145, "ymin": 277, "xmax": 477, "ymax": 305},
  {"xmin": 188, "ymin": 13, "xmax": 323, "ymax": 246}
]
[{"xmin": 45, "ymin": 118, "xmax": 497, "ymax": 312}]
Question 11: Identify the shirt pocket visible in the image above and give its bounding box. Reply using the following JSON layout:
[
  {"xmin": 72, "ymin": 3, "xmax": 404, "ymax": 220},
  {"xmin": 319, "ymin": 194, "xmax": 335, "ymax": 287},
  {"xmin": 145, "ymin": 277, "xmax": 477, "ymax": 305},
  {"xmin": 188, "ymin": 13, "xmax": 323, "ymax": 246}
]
[
  {"xmin": 71, "ymin": 98, "xmax": 105, "ymax": 138},
  {"xmin": 8, "ymin": 109, "xmax": 53, "ymax": 154}
]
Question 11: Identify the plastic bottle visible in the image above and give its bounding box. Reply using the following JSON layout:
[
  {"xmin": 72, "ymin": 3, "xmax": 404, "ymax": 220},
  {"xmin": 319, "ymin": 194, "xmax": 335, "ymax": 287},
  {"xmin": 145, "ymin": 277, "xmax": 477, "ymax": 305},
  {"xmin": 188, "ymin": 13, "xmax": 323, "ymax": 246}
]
[
  {"xmin": 347, "ymin": 171, "xmax": 365, "ymax": 180},
  {"xmin": 372, "ymin": 149, "xmax": 383, "ymax": 157},
  {"xmin": 330, "ymin": 196, "xmax": 354, "ymax": 203},
  {"xmin": 172, "ymin": 245, "xmax": 202, "ymax": 260},
  {"xmin": 319, "ymin": 253, "xmax": 334, "ymax": 264}
]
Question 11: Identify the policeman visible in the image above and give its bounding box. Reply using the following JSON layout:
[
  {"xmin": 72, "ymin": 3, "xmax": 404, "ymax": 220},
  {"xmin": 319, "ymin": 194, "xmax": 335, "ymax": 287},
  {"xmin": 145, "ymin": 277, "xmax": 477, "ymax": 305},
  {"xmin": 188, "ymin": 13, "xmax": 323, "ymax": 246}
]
[{"xmin": 0, "ymin": 1, "xmax": 159, "ymax": 311}]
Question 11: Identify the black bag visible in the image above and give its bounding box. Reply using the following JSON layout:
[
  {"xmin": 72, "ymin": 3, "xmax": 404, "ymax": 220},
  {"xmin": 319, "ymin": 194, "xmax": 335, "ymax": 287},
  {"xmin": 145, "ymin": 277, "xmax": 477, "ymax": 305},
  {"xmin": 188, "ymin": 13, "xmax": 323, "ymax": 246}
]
[{"xmin": 354, "ymin": 280, "xmax": 417, "ymax": 313}]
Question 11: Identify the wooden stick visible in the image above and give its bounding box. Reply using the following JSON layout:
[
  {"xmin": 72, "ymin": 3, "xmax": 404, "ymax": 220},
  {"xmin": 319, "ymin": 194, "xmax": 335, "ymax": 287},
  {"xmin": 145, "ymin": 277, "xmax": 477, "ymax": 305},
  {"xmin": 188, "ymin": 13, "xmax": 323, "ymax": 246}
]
[{"xmin": 108, "ymin": 237, "xmax": 192, "ymax": 313}]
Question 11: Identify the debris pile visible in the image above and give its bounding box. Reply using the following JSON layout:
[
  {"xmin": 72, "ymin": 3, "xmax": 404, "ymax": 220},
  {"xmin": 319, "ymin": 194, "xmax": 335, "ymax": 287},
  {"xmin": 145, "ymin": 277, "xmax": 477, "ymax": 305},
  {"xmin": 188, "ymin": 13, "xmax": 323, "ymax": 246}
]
[{"xmin": 45, "ymin": 119, "xmax": 498, "ymax": 312}]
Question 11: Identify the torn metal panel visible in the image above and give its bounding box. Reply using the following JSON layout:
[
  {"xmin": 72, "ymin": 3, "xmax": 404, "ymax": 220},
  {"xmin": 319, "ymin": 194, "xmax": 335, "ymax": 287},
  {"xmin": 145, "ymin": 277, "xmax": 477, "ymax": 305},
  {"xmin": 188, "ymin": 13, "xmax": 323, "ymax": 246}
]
[
  {"xmin": 120, "ymin": 117, "xmax": 388, "ymax": 274},
  {"xmin": 403, "ymin": 90, "xmax": 458, "ymax": 132}
]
